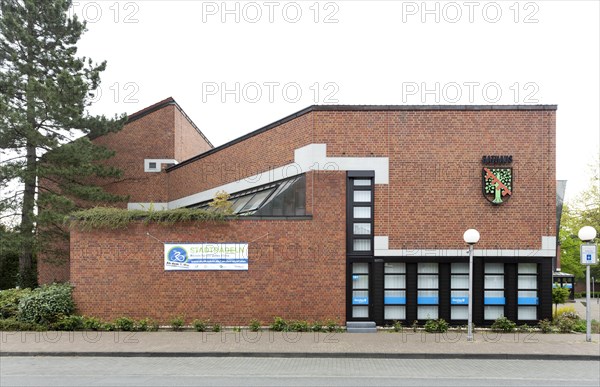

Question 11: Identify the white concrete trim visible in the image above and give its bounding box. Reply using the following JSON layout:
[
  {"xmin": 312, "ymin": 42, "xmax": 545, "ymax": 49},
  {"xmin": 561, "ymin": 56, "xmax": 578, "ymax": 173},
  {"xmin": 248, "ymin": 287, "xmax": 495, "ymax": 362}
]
[
  {"xmin": 374, "ymin": 234, "xmax": 557, "ymax": 257},
  {"xmin": 374, "ymin": 236, "xmax": 389, "ymax": 251},
  {"xmin": 542, "ymin": 236, "xmax": 557, "ymax": 250},
  {"xmin": 373, "ymin": 248, "xmax": 556, "ymax": 257},
  {"xmin": 127, "ymin": 202, "xmax": 168, "ymax": 211},
  {"xmin": 167, "ymin": 143, "xmax": 390, "ymax": 209},
  {"xmin": 144, "ymin": 159, "xmax": 178, "ymax": 173}
]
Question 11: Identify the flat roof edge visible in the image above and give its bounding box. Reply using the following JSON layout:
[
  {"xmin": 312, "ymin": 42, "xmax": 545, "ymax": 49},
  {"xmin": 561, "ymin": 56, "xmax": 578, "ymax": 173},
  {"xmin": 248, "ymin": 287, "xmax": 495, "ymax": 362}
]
[
  {"xmin": 312, "ymin": 104, "xmax": 558, "ymax": 111},
  {"xmin": 167, "ymin": 104, "xmax": 557, "ymax": 172},
  {"xmin": 126, "ymin": 97, "xmax": 214, "ymax": 149}
]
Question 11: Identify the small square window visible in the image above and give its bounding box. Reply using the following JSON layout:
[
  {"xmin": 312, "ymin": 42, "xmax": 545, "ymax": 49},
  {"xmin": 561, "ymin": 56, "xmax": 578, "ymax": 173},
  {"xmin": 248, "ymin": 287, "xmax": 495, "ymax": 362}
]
[
  {"xmin": 353, "ymin": 223, "xmax": 371, "ymax": 235},
  {"xmin": 353, "ymin": 179, "xmax": 371, "ymax": 186},
  {"xmin": 148, "ymin": 162, "xmax": 157, "ymax": 169},
  {"xmin": 353, "ymin": 239, "xmax": 371, "ymax": 251}
]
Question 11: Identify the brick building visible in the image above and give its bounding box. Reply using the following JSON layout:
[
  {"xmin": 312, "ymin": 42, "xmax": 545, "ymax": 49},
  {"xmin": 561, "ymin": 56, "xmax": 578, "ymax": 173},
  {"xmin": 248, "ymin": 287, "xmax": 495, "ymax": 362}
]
[{"xmin": 51, "ymin": 98, "xmax": 558, "ymax": 326}]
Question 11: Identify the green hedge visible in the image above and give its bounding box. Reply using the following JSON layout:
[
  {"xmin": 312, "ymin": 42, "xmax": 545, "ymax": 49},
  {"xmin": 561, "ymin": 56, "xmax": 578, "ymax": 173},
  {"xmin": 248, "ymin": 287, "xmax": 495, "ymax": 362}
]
[
  {"xmin": 574, "ymin": 291, "xmax": 600, "ymax": 298},
  {"xmin": 0, "ymin": 288, "xmax": 32, "ymax": 318},
  {"xmin": 67, "ymin": 207, "xmax": 229, "ymax": 230},
  {"xmin": 18, "ymin": 283, "xmax": 74, "ymax": 324}
]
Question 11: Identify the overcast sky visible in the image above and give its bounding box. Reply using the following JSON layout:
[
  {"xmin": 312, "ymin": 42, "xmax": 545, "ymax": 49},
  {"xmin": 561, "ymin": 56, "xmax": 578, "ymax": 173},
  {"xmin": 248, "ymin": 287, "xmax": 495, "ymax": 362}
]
[{"xmin": 74, "ymin": 0, "xmax": 599, "ymax": 202}]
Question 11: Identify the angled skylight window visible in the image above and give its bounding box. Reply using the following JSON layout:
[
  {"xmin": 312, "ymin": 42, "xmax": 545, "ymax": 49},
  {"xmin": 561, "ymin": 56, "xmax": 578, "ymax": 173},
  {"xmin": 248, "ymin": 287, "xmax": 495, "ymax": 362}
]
[{"xmin": 188, "ymin": 174, "xmax": 306, "ymax": 217}]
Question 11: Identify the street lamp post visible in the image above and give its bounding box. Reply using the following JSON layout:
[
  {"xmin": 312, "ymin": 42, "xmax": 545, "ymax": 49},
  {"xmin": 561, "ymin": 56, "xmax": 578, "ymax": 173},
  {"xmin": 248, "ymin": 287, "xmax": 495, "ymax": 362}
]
[
  {"xmin": 463, "ymin": 229, "xmax": 480, "ymax": 342},
  {"xmin": 578, "ymin": 226, "xmax": 597, "ymax": 343}
]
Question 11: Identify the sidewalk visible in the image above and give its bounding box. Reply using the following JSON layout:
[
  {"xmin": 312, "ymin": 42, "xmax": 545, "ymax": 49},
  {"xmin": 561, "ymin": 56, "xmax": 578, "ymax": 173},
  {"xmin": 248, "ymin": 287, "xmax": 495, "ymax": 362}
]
[
  {"xmin": 571, "ymin": 297, "xmax": 600, "ymax": 321},
  {"xmin": 1, "ymin": 329, "xmax": 598, "ymax": 360}
]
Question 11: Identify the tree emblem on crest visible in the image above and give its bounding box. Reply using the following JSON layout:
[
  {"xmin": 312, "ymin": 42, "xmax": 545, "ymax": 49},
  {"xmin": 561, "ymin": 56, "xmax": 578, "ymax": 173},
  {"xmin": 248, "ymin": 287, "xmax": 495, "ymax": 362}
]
[{"xmin": 483, "ymin": 167, "xmax": 512, "ymax": 204}]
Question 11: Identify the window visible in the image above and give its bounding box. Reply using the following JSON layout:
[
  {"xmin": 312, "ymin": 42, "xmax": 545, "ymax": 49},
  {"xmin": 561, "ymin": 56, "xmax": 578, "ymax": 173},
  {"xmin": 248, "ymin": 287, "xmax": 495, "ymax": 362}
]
[
  {"xmin": 144, "ymin": 159, "xmax": 177, "ymax": 172},
  {"xmin": 353, "ymin": 223, "xmax": 371, "ymax": 235},
  {"xmin": 417, "ymin": 263, "xmax": 438, "ymax": 319},
  {"xmin": 352, "ymin": 263, "xmax": 370, "ymax": 318},
  {"xmin": 187, "ymin": 175, "xmax": 306, "ymax": 217},
  {"xmin": 353, "ymin": 207, "xmax": 371, "ymax": 218},
  {"xmin": 484, "ymin": 263, "xmax": 505, "ymax": 320},
  {"xmin": 348, "ymin": 174, "xmax": 374, "ymax": 255},
  {"xmin": 353, "ymin": 239, "xmax": 371, "ymax": 251},
  {"xmin": 384, "ymin": 263, "xmax": 406, "ymax": 320},
  {"xmin": 518, "ymin": 263, "xmax": 538, "ymax": 320},
  {"xmin": 450, "ymin": 262, "xmax": 469, "ymax": 320}
]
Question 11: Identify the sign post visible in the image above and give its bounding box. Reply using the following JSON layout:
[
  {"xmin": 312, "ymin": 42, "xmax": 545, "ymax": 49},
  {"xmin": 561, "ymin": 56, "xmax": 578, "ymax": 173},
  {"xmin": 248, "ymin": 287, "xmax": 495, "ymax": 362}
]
[{"xmin": 580, "ymin": 243, "xmax": 597, "ymax": 342}]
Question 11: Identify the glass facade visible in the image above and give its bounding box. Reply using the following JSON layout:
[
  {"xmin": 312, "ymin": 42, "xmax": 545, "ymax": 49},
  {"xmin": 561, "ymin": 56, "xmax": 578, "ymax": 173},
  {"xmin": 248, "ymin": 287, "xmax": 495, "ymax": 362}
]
[
  {"xmin": 417, "ymin": 263, "xmax": 439, "ymax": 319},
  {"xmin": 188, "ymin": 175, "xmax": 306, "ymax": 217},
  {"xmin": 384, "ymin": 263, "xmax": 406, "ymax": 320},
  {"xmin": 518, "ymin": 263, "xmax": 538, "ymax": 320},
  {"xmin": 343, "ymin": 173, "xmax": 550, "ymax": 326},
  {"xmin": 450, "ymin": 262, "xmax": 469, "ymax": 320}
]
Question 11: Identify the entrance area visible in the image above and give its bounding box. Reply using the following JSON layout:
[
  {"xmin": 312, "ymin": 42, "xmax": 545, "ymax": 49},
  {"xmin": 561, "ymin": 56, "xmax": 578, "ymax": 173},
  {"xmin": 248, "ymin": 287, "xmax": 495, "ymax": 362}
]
[{"xmin": 346, "ymin": 258, "xmax": 552, "ymax": 326}]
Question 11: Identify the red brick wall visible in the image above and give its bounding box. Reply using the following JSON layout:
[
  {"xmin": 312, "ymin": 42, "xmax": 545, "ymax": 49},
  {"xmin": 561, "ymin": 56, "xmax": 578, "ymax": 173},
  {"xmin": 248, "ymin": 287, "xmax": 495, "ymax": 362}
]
[
  {"xmin": 174, "ymin": 107, "xmax": 212, "ymax": 162},
  {"xmin": 313, "ymin": 110, "xmax": 556, "ymax": 249},
  {"xmin": 92, "ymin": 106, "xmax": 176, "ymax": 205},
  {"xmin": 70, "ymin": 171, "xmax": 346, "ymax": 324},
  {"xmin": 167, "ymin": 112, "xmax": 315, "ymax": 202},
  {"xmin": 167, "ymin": 109, "xmax": 555, "ymax": 250},
  {"xmin": 38, "ymin": 103, "xmax": 213, "ymax": 284}
]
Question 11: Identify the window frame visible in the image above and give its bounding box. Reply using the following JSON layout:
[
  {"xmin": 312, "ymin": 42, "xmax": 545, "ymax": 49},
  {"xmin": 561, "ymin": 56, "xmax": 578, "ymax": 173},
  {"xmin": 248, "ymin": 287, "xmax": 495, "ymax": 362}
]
[{"xmin": 347, "ymin": 172, "xmax": 374, "ymax": 256}]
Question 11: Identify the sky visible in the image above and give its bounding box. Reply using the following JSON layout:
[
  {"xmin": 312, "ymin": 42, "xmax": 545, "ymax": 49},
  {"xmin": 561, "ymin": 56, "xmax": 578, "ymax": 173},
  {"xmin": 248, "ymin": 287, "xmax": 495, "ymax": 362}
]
[{"xmin": 72, "ymin": 0, "xmax": 599, "ymax": 202}]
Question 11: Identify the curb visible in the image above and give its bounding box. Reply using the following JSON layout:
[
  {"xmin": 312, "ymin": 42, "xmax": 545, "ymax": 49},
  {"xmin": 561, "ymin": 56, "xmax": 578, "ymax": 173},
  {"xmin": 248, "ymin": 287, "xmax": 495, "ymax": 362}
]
[{"xmin": 1, "ymin": 352, "xmax": 598, "ymax": 361}]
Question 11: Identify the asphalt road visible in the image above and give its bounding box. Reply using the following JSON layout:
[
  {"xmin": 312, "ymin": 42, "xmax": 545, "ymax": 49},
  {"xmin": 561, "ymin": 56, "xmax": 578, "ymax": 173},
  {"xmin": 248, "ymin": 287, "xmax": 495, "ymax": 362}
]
[{"xmin": 1, "ymin": 357, "xmax": 598, "ymax": 386}]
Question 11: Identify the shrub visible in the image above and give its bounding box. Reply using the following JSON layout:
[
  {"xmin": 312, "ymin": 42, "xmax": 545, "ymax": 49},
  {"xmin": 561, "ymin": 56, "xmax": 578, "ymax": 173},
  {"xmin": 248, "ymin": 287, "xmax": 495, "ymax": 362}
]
[
  {"xmin": 412, "ymin": 320, "xmax": 419, "ymax": 332},
  {"xmin": 573, "ymin": 319, "xmax": 587, "ymax": 333},
  {"xmin": 170, "ymin": 316, "xmax": 185, "ymax": 331},
  {"xmin": 555, "ymin": 305, "xmax": 578, "ymax": 318},
  {"xmin": 68, "ymin": 207, "xmax": 227, "ymax": 230},
  {"xmin": 0, "ymin": 317, "xmax": 46, "ymax": 331},
  {"xmin": 192, "ymin": 319, "xmax": 208, "ymax": 332},
  {"xmin": 574, "ymin": 291, "xmax": 600, "ymax": 298},
  {"xmin": 18, "ymin": 283, "xmax": 74, "ymax": 324},
  {"xmin": 537, "ymin": 319, "xmax": 554, "ymax": 333},
  {"xmin": 114, "ymin": 317, "xmax": 136, "ymax": 331},
  {"xmin": 52, "ymin": 315, "xmax": 84, "ymax": 331},
  {"xmin": 249, "ymin": 319, "xmax": 261, "ymax": 332},
  {"xmin": 139, "ymin": 318, "xmax": 159, "ymax": 332},
  {"xmin": 0, "ymin": 288, "xmax": 32, "ymax": 318},
  {"xmin": 289, "ymin": 320, "xmax": 310, "ymax": 332},
  {"xmin": 392, "ymin": 320, "xmax": 403, "ymax": 332},
  {"xmin": 424, "ymin": 318, "xmax": 449, "ymax": 333},
  {"xmin": 211, "ymin": 323, "xmax": 222, "ymax": 332},
  {"xmin": 517, "ymin": 324, "xmax": 535, "ymax": 333},
  {"xmin": 101, "ymin": 322, "xmax": 115, "ymax": 331},
  {"xmin": 491, "ymin": 316, "xmax": 516, "ymax": 332},
  {"xmin": 232, "ymin": 326, "xmax": 241, "ymax": 332},
  {"xmin": 270, "ymin": 317, "xmax": 288, "ymax": 332},
  {"xmin": 325, "ymin": 319, "xmax": 343, "ymax": 333},
  {"xmin": 83, "ymin": 316, "xmax": 102, "ymax": 331},
  {"xmin": 555, "ymin": 316, "xmax": 577, "ymax": 333}
]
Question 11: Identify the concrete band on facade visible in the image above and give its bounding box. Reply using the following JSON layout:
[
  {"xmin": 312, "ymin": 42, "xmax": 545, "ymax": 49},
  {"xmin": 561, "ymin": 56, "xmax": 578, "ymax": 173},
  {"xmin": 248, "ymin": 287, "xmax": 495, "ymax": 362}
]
[{"xmin": 39, "ymin": 99, "xmax": 557, "ymax": 326}]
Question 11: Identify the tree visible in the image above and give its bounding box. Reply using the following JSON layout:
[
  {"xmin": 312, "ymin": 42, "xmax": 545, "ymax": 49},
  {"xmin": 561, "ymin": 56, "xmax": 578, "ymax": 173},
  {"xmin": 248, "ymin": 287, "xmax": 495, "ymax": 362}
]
[
  {"xmin": 551, "ymin": 287, "xmax": 570, "ymax": 317},
  {"xmin": 208, "ymin": 191, "xmax": 233, "ymax": 215},
  {"xmin": 559, "ymin": 163, "xmax": 600, "ymax": 282},
  {"xmin": 0, "ymin": 224, "xmax": 19, "ymax": 289},
  {"xmin": 0, "ymin": 0, "xmax": 127, "ymax": 287}
]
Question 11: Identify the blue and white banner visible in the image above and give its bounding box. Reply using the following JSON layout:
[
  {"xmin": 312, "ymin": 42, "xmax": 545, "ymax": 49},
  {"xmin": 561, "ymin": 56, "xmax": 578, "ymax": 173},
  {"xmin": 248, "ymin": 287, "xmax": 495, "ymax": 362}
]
[{"xmin": 164, "ymin": 243, "xmax": 248, "ymax": 271}]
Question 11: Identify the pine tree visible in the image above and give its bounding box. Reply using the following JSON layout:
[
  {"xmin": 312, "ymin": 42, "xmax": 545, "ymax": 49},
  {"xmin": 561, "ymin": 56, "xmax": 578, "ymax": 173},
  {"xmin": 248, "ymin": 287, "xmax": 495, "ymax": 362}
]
[{"xmin": 0, "ymin": 0, "xmax": 127, "ymax": 287}]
